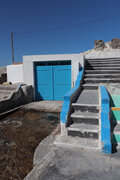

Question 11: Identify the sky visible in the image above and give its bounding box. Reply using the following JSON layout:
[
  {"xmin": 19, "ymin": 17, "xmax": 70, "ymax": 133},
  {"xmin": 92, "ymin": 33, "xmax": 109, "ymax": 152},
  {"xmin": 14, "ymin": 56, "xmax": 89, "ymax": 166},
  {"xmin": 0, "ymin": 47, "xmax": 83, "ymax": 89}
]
[{"xmin": 0, "ymin": 0, "xmax": 120, "ymax": 67}]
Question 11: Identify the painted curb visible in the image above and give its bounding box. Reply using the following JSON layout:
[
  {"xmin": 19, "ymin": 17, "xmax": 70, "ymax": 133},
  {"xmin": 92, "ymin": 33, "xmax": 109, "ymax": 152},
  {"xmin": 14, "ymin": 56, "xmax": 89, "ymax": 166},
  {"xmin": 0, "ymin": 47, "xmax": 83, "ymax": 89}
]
[
  {"xmin": 100, "ymin": 86, "xmax": 112, "ymax": 154},
  {"xmin": 60, "ymin": 68, "xmax": 83, "ymax": 124}
]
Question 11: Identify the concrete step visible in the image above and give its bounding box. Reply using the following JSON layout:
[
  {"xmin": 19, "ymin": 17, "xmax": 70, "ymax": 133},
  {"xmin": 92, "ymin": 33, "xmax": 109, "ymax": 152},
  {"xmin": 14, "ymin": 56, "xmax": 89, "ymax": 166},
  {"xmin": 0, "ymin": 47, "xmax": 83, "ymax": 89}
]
[
  {"xmin": 111, "ymin": 108, "xmax": 120, "ymax": 124},
  {"xmin": 54, "ymin": 135, "xmax": 99, "ymax": 150},
  {"xmin": 67, "ymin": 123, "xmax": 99, "ymax": 139},
  {"xmin": 76, "ymin": 90, "xmax": 99, "ymax": 105},
  {"xmin": 86, "ymin": 61, "xmax": 120, "ymax": 64},
  {"xmin": 86, "ymin": 64, "xmax": 120, "ymax": 67},
  {"xmin": 113, "ymin": 123, "xmax": 120, "ymax": 133},
  {"xmin": 86, "ymin": 67, "xmax": 120, "ymax": 70},
  {"xmin": 85, "ymin": 70, "xmax": 120, "ymax": 74},
  {"xmin": 86, "ymin": 61, "xmax": 120, "ymax": 65},
  {"xmin": 84, "ymin": 78, "xmax": 120, "ymax": 83},
  {"xmin": 85, "ymin": 74, "xmax": 120, "ymax": 78},
  {"xmin": 111, "ymin": 130, "xmax": 120, "ymax": 146},
  {"xmin": 71, "ymin": 111, "xmax": 99, "ymax": 125},
  {"xmin": 82, "ymin": 84, "xmax": 99, "ymax": 90},
  {"xmin": 72, "ymin": 103, "xmax": 100, "ymax": 113},
  {"xmin": 86, "ymin": 58, "xmax": 120, "ymax": 62}
]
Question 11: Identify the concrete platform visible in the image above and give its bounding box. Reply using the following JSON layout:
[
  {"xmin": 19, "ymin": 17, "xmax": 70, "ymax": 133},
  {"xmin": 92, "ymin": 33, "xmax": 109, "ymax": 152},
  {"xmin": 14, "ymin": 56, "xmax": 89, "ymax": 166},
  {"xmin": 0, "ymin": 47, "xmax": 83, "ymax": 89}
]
[
  {"xmin": 54, "ymin": 135, "xmax": 99, "ymax": 150},
  {"xmin": 24, "ymin": 130, "xmax": 120, "ymax": 180},
  {"xmin": 22, "ymin": 101, "xmax": 63, "ymax": 113}
]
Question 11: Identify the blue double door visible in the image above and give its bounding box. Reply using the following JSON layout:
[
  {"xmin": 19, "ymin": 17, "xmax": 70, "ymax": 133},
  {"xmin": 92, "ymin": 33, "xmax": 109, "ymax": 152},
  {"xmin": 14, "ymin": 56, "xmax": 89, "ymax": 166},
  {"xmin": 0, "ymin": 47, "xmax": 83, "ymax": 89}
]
[{"xmin": 35, "ymin": 64, "xmax": 71, "ymax": 101}]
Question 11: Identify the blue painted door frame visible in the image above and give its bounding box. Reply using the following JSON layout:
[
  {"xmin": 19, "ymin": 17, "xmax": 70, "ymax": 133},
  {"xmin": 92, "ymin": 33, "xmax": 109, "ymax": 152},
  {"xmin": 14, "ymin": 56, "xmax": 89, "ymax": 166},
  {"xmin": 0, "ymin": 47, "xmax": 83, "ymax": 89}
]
[{"xmin": 35, "ymin": 63, "xmax": 71, "ymax": 101}]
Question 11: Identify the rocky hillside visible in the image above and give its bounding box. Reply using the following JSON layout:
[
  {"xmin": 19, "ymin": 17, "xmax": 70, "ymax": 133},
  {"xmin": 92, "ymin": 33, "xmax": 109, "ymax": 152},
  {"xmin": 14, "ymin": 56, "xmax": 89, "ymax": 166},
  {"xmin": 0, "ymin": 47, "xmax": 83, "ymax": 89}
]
[
  {"xmin": 94, "ymin": 39, "xmax": 120, "ymax": 51},
  {"xmin": 82, "ymin": 38, "xmax": 120, "ymax": 56}
]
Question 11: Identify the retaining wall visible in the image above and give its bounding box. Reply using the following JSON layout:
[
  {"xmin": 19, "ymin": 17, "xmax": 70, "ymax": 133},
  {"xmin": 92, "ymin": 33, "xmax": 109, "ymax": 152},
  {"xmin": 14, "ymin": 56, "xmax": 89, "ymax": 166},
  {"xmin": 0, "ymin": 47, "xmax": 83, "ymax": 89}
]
[{"xmin": 0, "ymin": 85, "xmax": 34, "ymax": 114}]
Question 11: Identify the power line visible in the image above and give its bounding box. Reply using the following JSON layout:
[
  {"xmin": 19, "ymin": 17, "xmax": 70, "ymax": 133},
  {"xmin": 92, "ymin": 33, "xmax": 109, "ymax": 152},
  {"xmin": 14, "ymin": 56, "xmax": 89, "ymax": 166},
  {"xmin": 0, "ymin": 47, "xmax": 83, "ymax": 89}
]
[{"xmin": 14, "ymin": 14, "xmax": 120, "ymax": 34}]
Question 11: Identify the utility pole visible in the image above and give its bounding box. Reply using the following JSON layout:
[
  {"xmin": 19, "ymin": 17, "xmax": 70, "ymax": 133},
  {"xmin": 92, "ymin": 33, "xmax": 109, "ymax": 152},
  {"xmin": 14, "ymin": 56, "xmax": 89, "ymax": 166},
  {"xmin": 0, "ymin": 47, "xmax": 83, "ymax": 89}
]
[{"xmin": 11, "ymin": 32, "xmax": 14, "ymax": 64}]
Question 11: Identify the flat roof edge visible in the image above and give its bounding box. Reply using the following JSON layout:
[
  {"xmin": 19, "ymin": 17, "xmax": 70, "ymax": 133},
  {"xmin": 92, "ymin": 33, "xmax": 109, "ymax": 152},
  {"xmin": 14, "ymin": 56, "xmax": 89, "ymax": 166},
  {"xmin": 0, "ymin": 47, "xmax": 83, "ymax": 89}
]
[{"xmin": 23, "ymin": 53, "xmax": 81, "ymax": 58}]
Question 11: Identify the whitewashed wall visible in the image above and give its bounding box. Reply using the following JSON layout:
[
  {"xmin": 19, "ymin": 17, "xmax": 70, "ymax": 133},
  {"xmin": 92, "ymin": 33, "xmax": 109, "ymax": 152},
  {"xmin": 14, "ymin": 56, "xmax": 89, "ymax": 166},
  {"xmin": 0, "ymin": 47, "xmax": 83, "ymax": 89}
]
[{"xmin": 7, "ymin": 64, "xmax": 24, "ymax": 84}]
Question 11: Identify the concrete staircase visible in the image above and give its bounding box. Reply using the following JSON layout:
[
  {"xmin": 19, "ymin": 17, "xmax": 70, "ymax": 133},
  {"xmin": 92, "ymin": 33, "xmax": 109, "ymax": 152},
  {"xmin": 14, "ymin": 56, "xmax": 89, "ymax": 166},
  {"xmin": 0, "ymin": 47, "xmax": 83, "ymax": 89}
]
[
  {"xmin": 66, "ymin": 58, "xmax": 120, "ymax": 150},
  {"xmin": 56, "ymin": 58, "xmax": 120, "ymax": 152},
  {"xmin": 67, "ymin": 88, "xmax": 100, "ymax": 149},
  {"xmin": 84, "ymin": 58, "xmax": 120, "ymax": 84}
]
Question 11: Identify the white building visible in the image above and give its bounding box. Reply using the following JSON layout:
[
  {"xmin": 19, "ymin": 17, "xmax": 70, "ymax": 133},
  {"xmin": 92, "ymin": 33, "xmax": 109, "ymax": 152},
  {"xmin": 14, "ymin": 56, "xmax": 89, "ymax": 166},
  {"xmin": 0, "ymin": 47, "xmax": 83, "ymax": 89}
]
[{"xmin": 7, "ymin": 54, "xmax": 84, "ymax": 101}]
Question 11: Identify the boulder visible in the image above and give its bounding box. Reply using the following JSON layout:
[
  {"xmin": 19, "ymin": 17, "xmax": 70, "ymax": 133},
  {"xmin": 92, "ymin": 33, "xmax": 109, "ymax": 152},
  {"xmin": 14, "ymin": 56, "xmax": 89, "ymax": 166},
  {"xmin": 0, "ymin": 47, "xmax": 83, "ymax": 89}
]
[
  {"xmin": 2, "ymin": 82, "xmax": 12, "ymax": 86},
  {"xmin": 110, "ymin": 38, "xmax": 120, "ymax": 49},
  {"xmin": 0, "ymin": 66, "xmax": 7, "ymax": 84},
  {"xmin": 94, "ymin": 40, "xmax": 106, "ymax": 51}
]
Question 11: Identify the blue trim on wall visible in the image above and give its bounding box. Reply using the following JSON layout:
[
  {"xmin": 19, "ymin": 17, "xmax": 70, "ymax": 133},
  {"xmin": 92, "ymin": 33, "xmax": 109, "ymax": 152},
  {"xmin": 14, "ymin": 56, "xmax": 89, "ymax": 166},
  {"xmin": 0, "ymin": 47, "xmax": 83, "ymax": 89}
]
[
  {"xmin": 100, "ymin": 86, "xmax": 112, "ymax": 154},
  {"xmin": 60, "ymin": 68, "xmax": 83, "ymax": 124}
]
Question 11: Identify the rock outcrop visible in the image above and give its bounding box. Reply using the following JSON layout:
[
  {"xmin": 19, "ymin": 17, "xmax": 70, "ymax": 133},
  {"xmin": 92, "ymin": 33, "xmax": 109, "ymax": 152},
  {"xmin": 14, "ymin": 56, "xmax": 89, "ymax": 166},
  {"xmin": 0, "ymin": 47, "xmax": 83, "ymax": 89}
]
[
  {"xmin": 110, "ymin": 38, "xmax": 120, "ymax": 49},
  {"xmin": 94, "ymin": 40, "xmax": 106, "ymax": 51},
  {"xmin": 0, "ymin": 66, "xmax": 7, "ymax": 84},
  {"xmin": 93, "ymin": 38, "xmax": 120, "ymax": 51}
]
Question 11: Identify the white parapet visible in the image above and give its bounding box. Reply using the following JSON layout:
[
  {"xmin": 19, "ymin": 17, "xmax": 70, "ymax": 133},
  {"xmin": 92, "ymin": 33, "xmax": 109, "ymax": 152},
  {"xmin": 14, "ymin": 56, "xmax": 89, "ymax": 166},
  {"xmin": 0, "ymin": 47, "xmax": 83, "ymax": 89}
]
[
  {"xmin": 7, "ymin": 64, "xmax": 24, "ymax": 84},
  {"xmin": 61, "ymin": 122, "xmax": 67, "ymax": 136}
]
